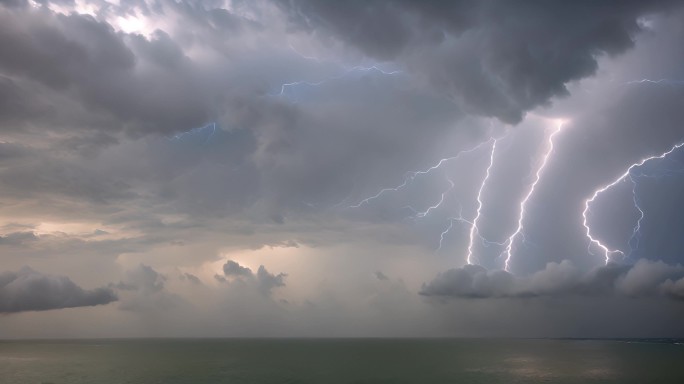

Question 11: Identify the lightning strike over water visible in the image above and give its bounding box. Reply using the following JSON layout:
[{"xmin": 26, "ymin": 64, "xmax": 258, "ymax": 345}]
[
  {"xmin": 502, "ymin": 121, "xmax": 565, "ymax": 271},
  {"xmin": 466, "ymin": 139, "xmax": 497, "ymax": 265},
  {"xmin": 583, "ymin": 141, "xmax": 684, "ymax": 264}
]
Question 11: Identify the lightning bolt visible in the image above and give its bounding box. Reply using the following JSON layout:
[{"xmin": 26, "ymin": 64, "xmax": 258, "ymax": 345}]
[
  {"xmin": 583, "ymin": 141, "xmax": 684, "ymax": 264},
  {"xmin": 407, "ymin": 178, "xmax": 455, "ymax": 219},
  {"xmin": 626, "ymin": 172, "xmax": 644, "ymax": 258},
  {"xmin": 437, "ymin": 204, "xmax": 474, "ymax": 252},
  {"xmin": 502, "ymin": 121, "xmax": 565, "ymax": 271},
  {"xmin": 626, "ymin": 78, "xmax": 684, "ymax": 86},
  {"xmin": 626, "ymin": 152, "xmax": 684, "ymax": 258},
  {"xmin": 349, "ymin": 140, "xmax": 491, "ymax": 209},
  {"xmin": 170, "ymin": 122, "xmax": 217, "ymax": 143},
  {"xmin": 277, "ymin": 65, "xmax": 401, "ymax": 97},
  {"xmin": 437, "ymin": 219, "xmax": 457, "ymax": 252},
  {"xmin": 466, "ymin": 139, "xmax": 497, "ymax": 265}
]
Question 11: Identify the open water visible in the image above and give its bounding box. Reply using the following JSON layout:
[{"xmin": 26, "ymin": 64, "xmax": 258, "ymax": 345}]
[{"xmin": 1, "ymin": 338, "xmax": 683, "ymax": 383}]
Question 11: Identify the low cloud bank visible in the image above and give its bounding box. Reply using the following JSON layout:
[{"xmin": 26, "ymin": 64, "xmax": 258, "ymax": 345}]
[
  {"xmin": 0, "ymin": 267, "xmax": 117, "ymax": 313},
  {"xmin": 421, "ymin": 259, "xmax": 684, "ymax": 299}
]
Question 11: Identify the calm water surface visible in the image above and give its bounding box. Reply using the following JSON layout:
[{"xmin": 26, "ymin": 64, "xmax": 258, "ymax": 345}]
[{"xmin": 1, "ymin": 339, "xmax": 683, "ymax": 383}]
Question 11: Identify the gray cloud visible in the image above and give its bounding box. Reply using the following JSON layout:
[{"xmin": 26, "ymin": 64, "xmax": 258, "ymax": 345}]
[
  {"xmin": 0, "ymin": 1, "xmax": 277, "ymax": 139},
  {"xmin": 421, "ymin": 259, "xmax": 684, "ymax": 299},
  {"xmin": 255, "ymin": 265, "xmax": 286, "ymax": 293},
  {"xmin": 281, "ymin": 0, "xmax": 677, "ymax": 123},
  {"xmin": 218, "ymin": 260, "xmax": 286, "ymax": 295},
  {"xmin": 223, "ymin": 260, "xmax": 253, "ymax": 277},
  {"xmin": 0, "ymin": 267, "xmax": 117, "ymax": 313},
  {"xmin": 116, "ymin": 263, "xmax": 166, "ymax": 294},
  {"xmin": 180, "ymin": 272, "xmax": 202, "ymax": 285},
  {"xmin": 0, "ymin": 231, "xmax": 38, "ymax": 246}
]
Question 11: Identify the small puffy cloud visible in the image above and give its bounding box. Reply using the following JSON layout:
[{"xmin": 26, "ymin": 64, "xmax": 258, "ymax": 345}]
[
  {"xmin": 115, "ymin": 264, "xmax": 182, "ymax": 312},
  {"xmin": 421, "ymin": 259, "xmax": 684, "ymax": 299},
  {"xmin": 180, "ymin": 272, "xmax": 202, "ymax": 285},
  {"xmin": 0, "ymin": 267, "xmax": 117, "ymax": 313},
  {"xmin": 223, "ymin": 260, "xmax": 253, "ymax": 277},
  {"xmin": 218, "ymin": 260, "xmax": 286, "ymax": 295},
  {"xmin": 255, "ymin": 265, "xmax": 286, "ymax": 294},
  {"xmin": 116, "ymin": 263, "xmax": 166, "ymax": 294}
]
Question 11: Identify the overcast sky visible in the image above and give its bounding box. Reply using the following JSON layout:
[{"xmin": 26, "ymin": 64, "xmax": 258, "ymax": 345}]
[{"xmin": 2, "ymin": 0, "xmax": 684, "ymax": 338}]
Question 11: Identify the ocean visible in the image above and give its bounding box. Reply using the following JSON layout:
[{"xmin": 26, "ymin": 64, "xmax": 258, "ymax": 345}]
[{"xmin": 1, "ymin": 338, "xmax": 683, "ymax": 383}]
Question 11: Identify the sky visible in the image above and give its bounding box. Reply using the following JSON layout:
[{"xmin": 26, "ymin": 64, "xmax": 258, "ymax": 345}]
[{"xmin": 1, "ymin": 0, "xmax": 684, "ymax": 338}]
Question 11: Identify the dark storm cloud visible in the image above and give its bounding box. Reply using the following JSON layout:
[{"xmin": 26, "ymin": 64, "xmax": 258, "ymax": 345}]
[
  {"xmin": 0, "ymin": 3, "xmax": 220, "ymax": 136},
  {"xmin": 420, "ymin": 259, "xmax": 684, "ymax": 299},
  {"xmin": 281, "ymin": 0, "xmax": 676, "ymax": 123},
  {"xmin": 0, "ymin": 156, "xmax": 137, "ymax": 203},
  {"xmin": 0, "ymin": 267, "xmax": 117, "ymax": 313},
  {"xmin": 1, "ymin": 0, "xmax": 684, "ymax": 338},
  {"xmin": 0, "ymin": 0, "xmax": 475, "ymax": 223}
]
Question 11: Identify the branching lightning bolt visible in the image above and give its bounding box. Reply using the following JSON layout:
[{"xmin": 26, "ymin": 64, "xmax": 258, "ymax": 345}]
[
  {"xmin": 437, "ymin": 204, "xmax": 474, "ymax": 252},
  {"xmin": 277, "ymin": 65, "xmax": 401, "ymax": 96},
  {"xmin": 583, "ymin": 142, "xmax": 684, "ymax": 264},
  {"xmin": 466, "ymin": 139, "xmax": 497, "ymax": 265},
  {"xmin": 349, "ymin": 140, "xmax": 491, "ymax": 209},
  {"xmin": 407, "ymin": 178, "xmax": 455, "ymax": 219},
  {"xmin": 502, "ymin": 121, "xmax": 565, "ymax": 271},
  {"xmin": 283, "ymin": 44, "xmax": 402, "ymax": 97},
  {"xmin": 623, "ymin": 172, "xmax": 643, "ymax": 259}
]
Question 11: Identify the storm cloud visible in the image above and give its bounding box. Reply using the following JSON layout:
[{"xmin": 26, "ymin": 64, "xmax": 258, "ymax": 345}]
[
  {"xmin": 281, "ymin": 0, "xmax": 676, "ymax": 123},
  {"xmin": 1, "ymin": 0, "xmax": 684, "ymax": 338}
]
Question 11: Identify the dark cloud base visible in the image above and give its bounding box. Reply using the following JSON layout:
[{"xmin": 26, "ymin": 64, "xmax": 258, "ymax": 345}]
[
  {"xmin": 421, "ymin": 259, "xmax": 684, "ymax": 300},
  {"xmin": 0, "ymin": 267, "xmax": 117, "ymax": 313}
]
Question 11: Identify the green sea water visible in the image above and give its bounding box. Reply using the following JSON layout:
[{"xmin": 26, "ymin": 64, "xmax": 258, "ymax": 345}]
[{"xmin": 1, "ymin": 338, "xmax": 683, "ymax": 383}]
